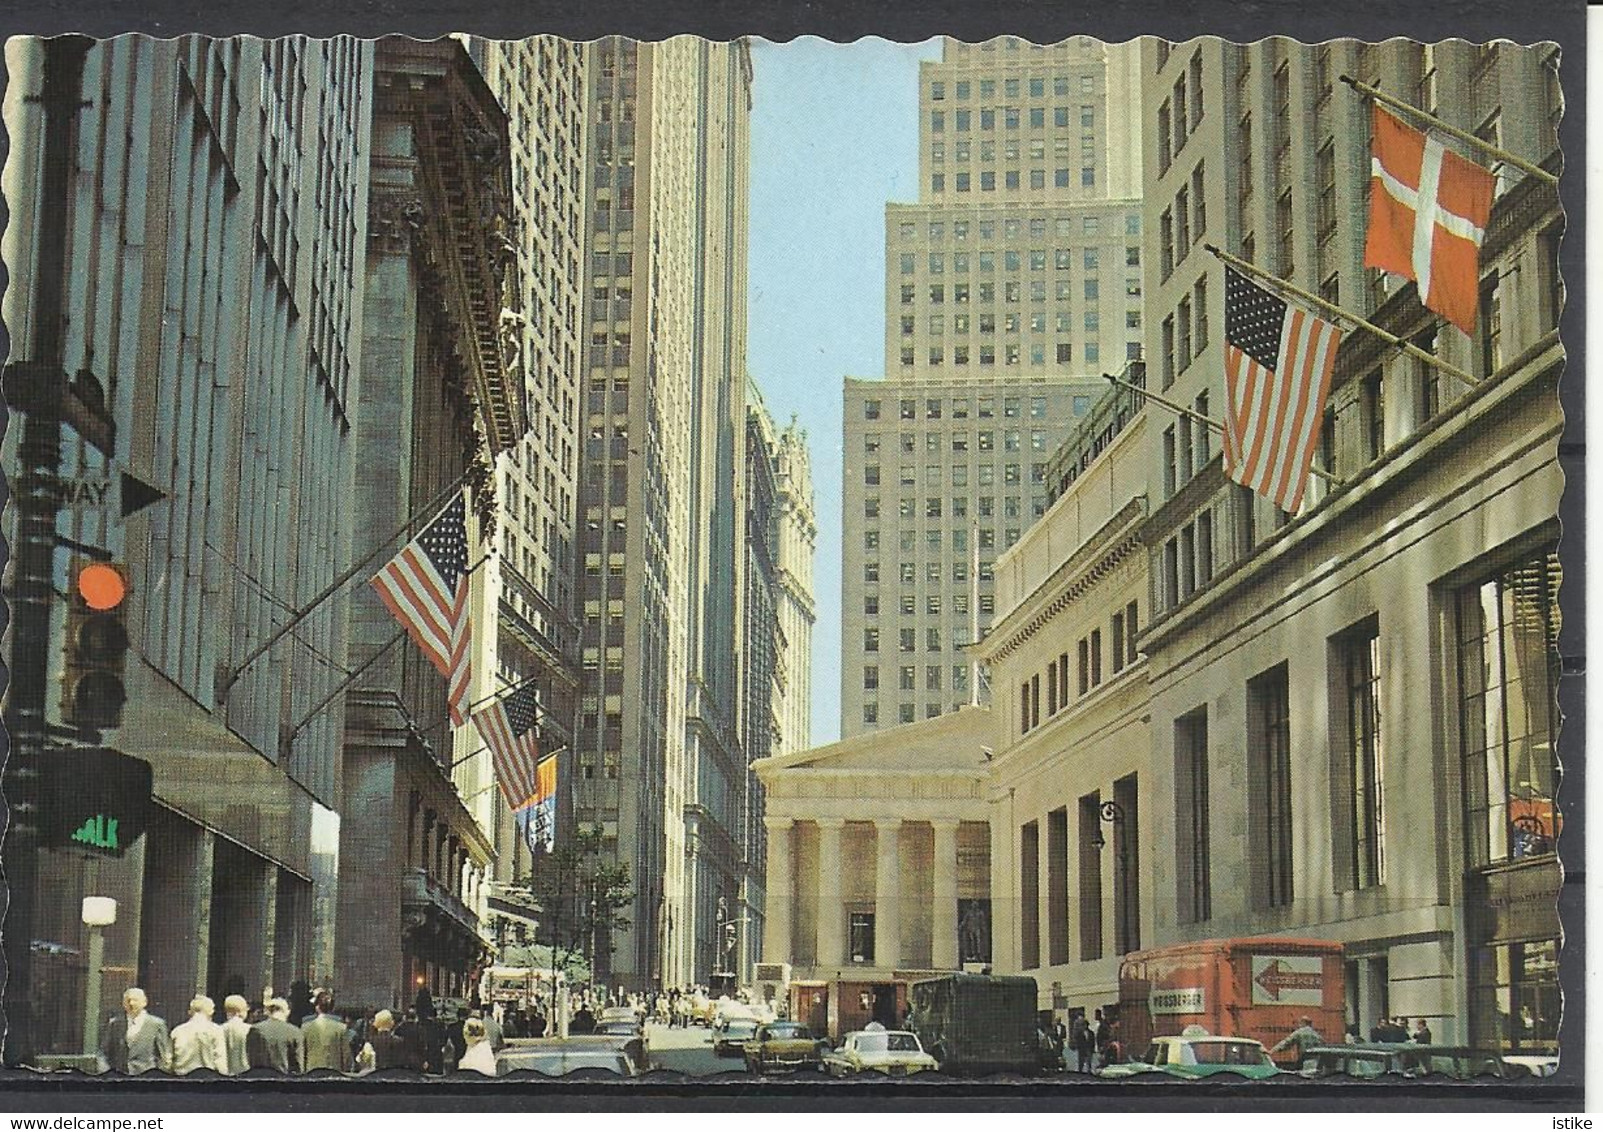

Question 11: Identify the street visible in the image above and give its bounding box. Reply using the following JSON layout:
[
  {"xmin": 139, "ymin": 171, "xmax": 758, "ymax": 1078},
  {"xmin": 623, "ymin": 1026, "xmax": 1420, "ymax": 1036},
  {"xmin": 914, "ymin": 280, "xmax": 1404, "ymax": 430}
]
[{"xmin": 643, "ymin": 1021, "xmax": 748, "ymax": 1076}]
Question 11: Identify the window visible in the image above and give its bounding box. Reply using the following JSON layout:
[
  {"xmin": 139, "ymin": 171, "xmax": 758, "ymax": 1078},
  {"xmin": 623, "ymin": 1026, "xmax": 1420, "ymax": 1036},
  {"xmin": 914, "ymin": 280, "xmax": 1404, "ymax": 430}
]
[
  {"xmin": 1194, "ymin": 276, "xmax": 1209, "ymax": 352},
  {"xmin": 1178, "ymin": 295, "xmax": 1193, "ymax": 372},
  {"xmin": 901, "ymin": 665, "xmax": 917, "ymax": 692},
  {"xmin": 1480, "ymin": 274, "xmax": 1503, "ymax": 376},
  {"xmin": 1078, "ymin": 792, "xmax": 1103, "ymax": 960},
  {"xmin": 1090, "ymin": 628, "xmax": 1103, "ymax": 687},
  {"xmin": 1191, "ymin": 162, "xmax": 1207, "ymax": 239},
  {"xmin": 1457, "ymin": 552, "xmax": 1560, "ymax": 867},
  {"xmin": 1158, "ymin": 99, "xmax": 1172, "ymax": 173},
  {"xmin": 864, "ymin": 628, "xmax": 879, "ymax": 652},
  {"xmin": 864, "ymin": 399, "xmax": 881, "ymax": 420},
  {"xmin": 1162, "ymin": 425, "xmax": 1177, "ymax": 496},
  {"xmin": 1077, "ymin": 637, "xmax": 1090, "ymax": 696},
  {"xmin": 1249, "ymin": 663, "xmax": 1294, "ymax": 909},
  {"xmin": 1174, "ymin": 76, "xmax": 1189, "ymax": 149},
  {"xmin": 864, "ymin": 562, "xmax": 879, "ymax": 584},
  {"xmin": 1333, "ymin": 617, "xmax": 1386, "ymax": 891},
  {"xmin": 849, "ymin": 911, "xmax": 876, "ymax": 964},
  {"xmin": 863, "ymin": 703, "xmax": 878, "ymax": 724},
  {"xmin": 1111, "ymin": 612, "xmax": 1126, "ymax": 674},
  {"xmin": 1362, "ymin": 370, "xmax": 1385, "ymax": 461},
  {"xmin": 1020, "ymin": 821, "xmax": 1041, "ymax": 969},
  {"xmin": 864, "ymin": 666, "xmax": 880, "ymax": 690},
  {"xmin": 1160, "ymin": 209, "xmax": 1175, "ymax": 281},
  {"xmin": 1176, "ymin": 708, "xmax": 1211, "ymax": 924},
  {"xmin": 900, "ymin": 628, "xmax": 916, "ymax": 652},
  {"xmin": 1416, "ymin": 329, "xmax": 1441, "ymax": 425},
  {"xmin": 1189, "ymin": 50, "xmax": 1204, "ymax": 127}
]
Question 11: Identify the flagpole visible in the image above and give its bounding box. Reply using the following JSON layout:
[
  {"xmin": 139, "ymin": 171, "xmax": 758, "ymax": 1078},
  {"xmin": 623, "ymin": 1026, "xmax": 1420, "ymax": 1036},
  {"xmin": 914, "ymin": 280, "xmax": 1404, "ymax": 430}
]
[
  {"xmin": 1102, "ymin": 373, "xmax": 1341, "ymax": 486},
  {"xmin": 1203, "ymin": 243, "xmax": 1480, "ymax": 387},
  {"xmin": 1340, "ymin": 74, "xmax": 1560, "ymax": 187},
  {"xmin": 219, "ymin": 470, "xmax": 472, "ymax": 700},
  {"xmin": 419, "ymin": 667, "xmax": 541, "ymax": 735},
  {"xmin": 280, "ymin": 628, "xmax": 408, "ymax": 752}
]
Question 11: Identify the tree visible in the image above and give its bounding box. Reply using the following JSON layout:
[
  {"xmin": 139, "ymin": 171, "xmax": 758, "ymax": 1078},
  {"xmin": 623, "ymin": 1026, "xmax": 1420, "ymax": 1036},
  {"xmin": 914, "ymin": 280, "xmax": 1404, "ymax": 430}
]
[{"xmin": 530, "ymin": 825, "xmax": 633, "ymax": 988}]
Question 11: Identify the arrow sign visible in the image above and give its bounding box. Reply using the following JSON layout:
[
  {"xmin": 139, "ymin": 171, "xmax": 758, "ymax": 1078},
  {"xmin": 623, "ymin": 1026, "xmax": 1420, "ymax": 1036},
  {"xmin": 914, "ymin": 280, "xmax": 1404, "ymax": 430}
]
[
  {"xmin": 120, "ymin": 470, "xmax": 166, "ymax": 520},
  {"xmin": 1251, "ymin": 956, "xmax": 1325, "ymax": 1005}
]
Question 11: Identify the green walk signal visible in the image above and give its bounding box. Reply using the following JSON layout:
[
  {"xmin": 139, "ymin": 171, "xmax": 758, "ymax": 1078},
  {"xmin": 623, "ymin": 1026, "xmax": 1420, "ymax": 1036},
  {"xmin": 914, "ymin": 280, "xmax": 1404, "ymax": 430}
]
[{"xmin": 41, "ymin": 747, "xmax": 151, "ymax": 858}]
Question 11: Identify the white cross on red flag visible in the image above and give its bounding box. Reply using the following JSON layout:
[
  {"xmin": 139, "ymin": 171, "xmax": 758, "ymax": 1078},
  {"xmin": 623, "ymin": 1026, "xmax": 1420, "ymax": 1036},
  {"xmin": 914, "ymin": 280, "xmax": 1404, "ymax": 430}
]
[{"xmin": 1363, "ymin": 103, "xmax": 1496, "ymax": 335}]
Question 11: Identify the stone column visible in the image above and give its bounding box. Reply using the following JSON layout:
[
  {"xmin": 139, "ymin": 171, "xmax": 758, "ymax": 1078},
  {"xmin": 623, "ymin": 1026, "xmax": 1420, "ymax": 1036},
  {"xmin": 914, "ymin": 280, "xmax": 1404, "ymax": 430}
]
[
  {"xmin": 931, "ymin": 819, "xmax": 961, "ymax": 971},
  {"xmin": 815, "ymin": 818, "xmax": 846, "ymax": 969},
  {"xmin": 874, "ymin": 819, "xmax": 902, "ymax": 970},
  {"xmin": 762, "ymin": 816, "xmax": 794, "ymax": 964}
]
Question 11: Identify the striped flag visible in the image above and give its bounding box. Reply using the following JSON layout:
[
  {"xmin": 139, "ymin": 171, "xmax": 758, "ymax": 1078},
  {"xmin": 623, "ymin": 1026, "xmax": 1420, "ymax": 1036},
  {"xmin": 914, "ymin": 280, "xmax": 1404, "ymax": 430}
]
[
  {"xmin": 1221, "ymin": 267, "xmax": 1344, "ymax": 513},
  {"xmin": 372, "ymin": 494, "xmax": 472, "ymax": 726},
  {"xmin": 473, "ymin": 681, "xmax": 543, "ymax": 811},
  {"xmin": 515, "ymin": 755, "xmax": 558, "ymax": 854},
  {"xmin": 1363, "ymin": 103, "xmax": 1495, "ymax": 335}
]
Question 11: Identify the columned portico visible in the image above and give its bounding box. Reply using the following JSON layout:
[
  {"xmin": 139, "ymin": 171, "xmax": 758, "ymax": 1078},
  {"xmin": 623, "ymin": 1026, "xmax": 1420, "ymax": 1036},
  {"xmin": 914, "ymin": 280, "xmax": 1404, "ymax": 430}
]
[{"xmin": 752, "ymin": 706, "xmax": 994, "ymax": 1039}]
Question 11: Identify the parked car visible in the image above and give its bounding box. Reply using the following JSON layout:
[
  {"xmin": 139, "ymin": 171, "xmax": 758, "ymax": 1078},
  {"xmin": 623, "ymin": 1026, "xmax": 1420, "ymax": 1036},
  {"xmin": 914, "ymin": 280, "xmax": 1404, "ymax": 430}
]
[
  {"xmin": 742, "ymin": 1021, "xmax": 830, "ymax": 1074},
  {"xmin": 712, "ymin": 1017, "xmax": 762, "ymax": 1058},
  {"xmin": 593, "ymin": 1016, "xmax": 647, "ymax": 1070},
  {"xmin": 497, "ymin": 1037, "xmax": 638, "ymax": 1077},
  {"xmin": 1298, "ymin": 1043, "xmax": 1540, "ymax": 1080},
  {"xmin": 822, "ymin": 1029, "xmax": 940, "ymax": 1077},
  {"xmin": 1100, "ymin": 1025, "xmax": 1279, "ymax": 1080},
  {"xmin": 1502, "ymin": 1053, "xmax": 1559, "ymax": 1078}
]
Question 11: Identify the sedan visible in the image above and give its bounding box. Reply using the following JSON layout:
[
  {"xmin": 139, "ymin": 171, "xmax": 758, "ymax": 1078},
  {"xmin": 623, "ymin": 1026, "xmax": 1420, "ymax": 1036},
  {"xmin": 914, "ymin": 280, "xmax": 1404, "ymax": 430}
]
[
  {"xmin": 743, "ymin": 1021, "xmax": 830, "ymax": 1074},
  {"xmin": 498, "ymin": 1038, "xmax": 638, "ymax": 1077},
  {"xmin": 821, "ymin": 1030, "xmax": 939, "ymax": 1077},
  {"xmin": 713, "ymin": 1018, "xmax": 761, "ymax": 1058}
]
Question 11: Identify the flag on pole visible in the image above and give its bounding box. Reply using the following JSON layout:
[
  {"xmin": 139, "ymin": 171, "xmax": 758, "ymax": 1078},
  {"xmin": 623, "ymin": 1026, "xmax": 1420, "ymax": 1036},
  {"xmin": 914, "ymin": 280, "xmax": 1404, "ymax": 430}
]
[
  {"xmin": 515, "ymin": 755, "xmax": 558, "ymax": 854},
  {"xmin": 473, "ymin": 681, "xmax": 544, "ymax": 811},
  {"xmin": 371, "ymin": 493, "xmax": 473, "ymax": 726},
  {"xmin": 1363, "ymin": 103, "xmax": 1496, "ymax": 335},
  {"xmin": 1221, "ymin": 267, "xmax": 1344, "ymax": 513}
]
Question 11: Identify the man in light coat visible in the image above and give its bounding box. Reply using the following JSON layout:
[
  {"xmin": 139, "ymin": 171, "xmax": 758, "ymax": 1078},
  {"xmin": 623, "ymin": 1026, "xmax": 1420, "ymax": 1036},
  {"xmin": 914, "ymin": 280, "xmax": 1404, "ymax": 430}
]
[
  {"xmin": 171, "ymin": 995, "xmax": 225, "ymax": 1074},
  {"xmin": 220, "ymin": 995, "xmax": 253, "ymax": 1075},
  {"xmin": 99, "ymin": 988, "xmax": 173, "ymax": 1074},
  {"xmin": 302, "ymin": 990, "xmax": 353, "ymax": 1073}
]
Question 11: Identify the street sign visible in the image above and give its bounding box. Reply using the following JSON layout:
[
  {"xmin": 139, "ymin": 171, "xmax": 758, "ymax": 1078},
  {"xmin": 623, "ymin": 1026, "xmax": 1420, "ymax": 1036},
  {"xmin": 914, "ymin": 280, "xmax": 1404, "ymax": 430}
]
[
  {"xmin": 36, "ymin": 469, "xmax": 165, "ymax": 520},
  {"xmin": 40, "ymin": 747, "xmax": 152, "ymax": 858},
  {"xmin": 1250, "ymin": 955, "xmax": 1325, "ymax": 1006}
]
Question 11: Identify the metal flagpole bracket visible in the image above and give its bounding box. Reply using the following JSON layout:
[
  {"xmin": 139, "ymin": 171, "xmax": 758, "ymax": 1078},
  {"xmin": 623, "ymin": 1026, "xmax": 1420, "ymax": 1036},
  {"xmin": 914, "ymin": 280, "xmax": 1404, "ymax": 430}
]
[{"xmin": 1203, "ymin": 243, "xmax": 1481, "ymax": 388}]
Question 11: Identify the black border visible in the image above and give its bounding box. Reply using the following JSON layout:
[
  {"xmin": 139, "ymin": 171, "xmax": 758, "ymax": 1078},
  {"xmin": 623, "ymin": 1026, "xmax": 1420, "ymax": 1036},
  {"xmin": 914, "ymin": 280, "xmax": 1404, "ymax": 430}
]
[{"xmin": 0, "ymin": 0, "xmax": 1585, "ymax": 1112}]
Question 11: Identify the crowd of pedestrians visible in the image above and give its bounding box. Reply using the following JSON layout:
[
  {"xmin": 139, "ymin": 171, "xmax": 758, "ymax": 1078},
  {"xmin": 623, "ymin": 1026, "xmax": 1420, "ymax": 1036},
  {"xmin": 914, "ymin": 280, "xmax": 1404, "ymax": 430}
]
[{"xmin": 96, "ymin": 982, "xmax": 511, "ymax": 1077}]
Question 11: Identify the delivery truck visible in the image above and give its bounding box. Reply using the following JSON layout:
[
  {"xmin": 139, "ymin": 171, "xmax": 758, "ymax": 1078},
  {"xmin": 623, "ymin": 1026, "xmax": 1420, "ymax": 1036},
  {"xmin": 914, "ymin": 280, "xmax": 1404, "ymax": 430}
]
[
  {"xmin": 1118, "ymin": 937, "xmax": 1345, "ymax": 1067},
  {"xmin": 907, "ymin": 973, "xmax": 1040, "ymax": 1075}
]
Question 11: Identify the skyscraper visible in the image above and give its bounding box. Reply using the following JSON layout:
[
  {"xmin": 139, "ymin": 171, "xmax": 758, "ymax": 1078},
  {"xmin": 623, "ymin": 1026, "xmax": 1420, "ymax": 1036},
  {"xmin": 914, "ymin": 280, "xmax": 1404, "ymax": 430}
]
[
  {"xmin": 841, "ymin": 36, "xmax": 1146, "ymax": 739},
  {"xmin": 576, "ymin": 36, "xmax": 754, "ymax": 990}
]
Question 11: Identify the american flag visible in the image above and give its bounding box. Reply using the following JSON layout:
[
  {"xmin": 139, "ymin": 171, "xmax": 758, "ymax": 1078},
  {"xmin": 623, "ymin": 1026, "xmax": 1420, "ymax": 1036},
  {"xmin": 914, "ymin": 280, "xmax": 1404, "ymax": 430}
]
[
  {"xmin": 1221, "ymin": 267, "xmax": 1344, "ymax": 513},
  {"xmin": 473, "ymin": 680, "xmax": 543, "ymax": 811},
  {"xmin": 372, "ymin": 494, "xmax": 472, "ymax": 726}
]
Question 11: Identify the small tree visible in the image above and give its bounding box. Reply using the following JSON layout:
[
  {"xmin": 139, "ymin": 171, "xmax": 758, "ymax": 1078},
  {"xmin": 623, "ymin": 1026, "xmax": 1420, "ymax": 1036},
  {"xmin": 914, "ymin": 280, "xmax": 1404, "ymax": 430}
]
[{"xmin": 531, "ymin": 825, "xmax": 633, "ymax": 989}]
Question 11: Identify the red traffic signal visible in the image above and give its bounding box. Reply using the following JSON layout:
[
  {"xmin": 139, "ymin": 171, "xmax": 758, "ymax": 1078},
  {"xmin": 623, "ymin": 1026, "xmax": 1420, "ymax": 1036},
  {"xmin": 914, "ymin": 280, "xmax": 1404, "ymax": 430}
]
[{"xmin": 61, "ymin": 559, "xmax": 130, "ymax": 731}]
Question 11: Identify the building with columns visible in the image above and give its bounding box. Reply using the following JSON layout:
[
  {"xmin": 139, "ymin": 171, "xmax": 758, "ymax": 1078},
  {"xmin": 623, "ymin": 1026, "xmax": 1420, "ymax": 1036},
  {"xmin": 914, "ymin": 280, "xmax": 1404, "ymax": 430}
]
[{"xmin": 752, "ymin": 707, "xmax": 993, "ymax": 1039}]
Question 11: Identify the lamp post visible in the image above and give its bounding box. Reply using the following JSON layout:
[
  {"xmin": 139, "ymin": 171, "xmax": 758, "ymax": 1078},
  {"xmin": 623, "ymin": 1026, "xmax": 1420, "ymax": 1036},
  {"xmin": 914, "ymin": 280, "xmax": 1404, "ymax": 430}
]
[
  {"xmin": 81, "ymin": 897, "xmax": 116, "ymax": 1059},
  {"xmin": 1092, "ymin": 800, "xmax": 1131, "ymax": 954}
]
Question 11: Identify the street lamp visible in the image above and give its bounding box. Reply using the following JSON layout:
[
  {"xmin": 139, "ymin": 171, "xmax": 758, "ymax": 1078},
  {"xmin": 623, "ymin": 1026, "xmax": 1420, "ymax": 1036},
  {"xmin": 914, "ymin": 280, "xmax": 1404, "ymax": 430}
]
[
  {"xmin": 81, "ymin": 896, "xmax": 116, "ymax": 1059},
  {"xmin": 1092, "ymin": 801, "xmax": 1131, "ymax": 954}
]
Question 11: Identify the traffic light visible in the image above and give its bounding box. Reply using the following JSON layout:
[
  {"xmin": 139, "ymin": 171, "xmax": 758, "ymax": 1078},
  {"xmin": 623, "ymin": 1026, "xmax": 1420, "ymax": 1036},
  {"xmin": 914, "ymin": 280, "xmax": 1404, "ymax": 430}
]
[
  {"xmin": 61, "ymin": 559, "xmax": 130, "ymax": 730},
  {"xmin": 39, "ymin": 746, "xmax": 152, "ymax": 857}
]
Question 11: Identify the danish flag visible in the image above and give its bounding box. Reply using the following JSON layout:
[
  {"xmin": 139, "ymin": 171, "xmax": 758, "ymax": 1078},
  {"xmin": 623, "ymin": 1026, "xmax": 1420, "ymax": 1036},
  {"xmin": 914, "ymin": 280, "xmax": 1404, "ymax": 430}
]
[{"xmin": 1363, "ymin": 103, "xmax": 1496, "ymax": 335}]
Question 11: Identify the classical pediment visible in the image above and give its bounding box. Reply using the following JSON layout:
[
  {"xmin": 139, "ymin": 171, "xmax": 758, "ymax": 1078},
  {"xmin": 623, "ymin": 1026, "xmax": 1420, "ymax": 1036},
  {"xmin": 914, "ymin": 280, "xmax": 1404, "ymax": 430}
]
[{"xmin": 755, "ymin": 706, "xmax": 993, "ymax": 778}]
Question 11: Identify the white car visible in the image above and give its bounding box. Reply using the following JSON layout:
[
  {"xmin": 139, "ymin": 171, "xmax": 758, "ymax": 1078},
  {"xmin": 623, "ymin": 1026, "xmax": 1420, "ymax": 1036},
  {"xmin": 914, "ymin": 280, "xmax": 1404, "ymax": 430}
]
[
  {"xmin": 822, "ymin": 1030, "xmax": 940, "ymax": 1077},
  {"xmin": 1098, "ymin": 1025, "xmax": 1279, "ymax": 1080}
]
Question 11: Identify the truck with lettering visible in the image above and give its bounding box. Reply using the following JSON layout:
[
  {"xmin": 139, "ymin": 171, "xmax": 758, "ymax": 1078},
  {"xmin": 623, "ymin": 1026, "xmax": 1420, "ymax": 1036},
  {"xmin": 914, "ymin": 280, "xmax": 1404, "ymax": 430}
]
[
  {"xmin": 907, "ymin": 973, "xmax": 1041, "ymax": 1075},
  {"xmin": 1117, "ymin": 937, "xmax": 1345, "ymax": 1068}
]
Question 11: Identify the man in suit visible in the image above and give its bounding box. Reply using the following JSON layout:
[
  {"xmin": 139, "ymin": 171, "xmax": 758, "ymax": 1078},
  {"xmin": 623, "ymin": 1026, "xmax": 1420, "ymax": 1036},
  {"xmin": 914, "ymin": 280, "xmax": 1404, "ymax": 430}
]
[
  {"xmin": 247, "ymin": 998, "xmax": 304, "ymax": 1074},
  {"xmin": 302, "ymin": 990, "xmax": 353, "ymax": 1073},
  {"xmin": 170, "ymin": 995, "xmax": 224, "ymax": 1074},
  {"xmin": 99, "ymin": 987, "xmax": 172, "ymax": 1074},
  {"xmin": 219, "ymin": 995, "xmax": 252, "ymax": 1075}
]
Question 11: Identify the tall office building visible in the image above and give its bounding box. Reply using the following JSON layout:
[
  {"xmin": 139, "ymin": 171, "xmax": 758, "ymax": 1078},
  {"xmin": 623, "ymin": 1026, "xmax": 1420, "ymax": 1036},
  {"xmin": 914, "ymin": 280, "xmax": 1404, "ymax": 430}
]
[
  {"xmin": 841, "ymin": 36, "xmax": 1145, "ymax": 739},
  {"xmin": 576, "ymin": 36, "xmax": 754, "ymax": 990},
  {"xmin": 1137, "ymin": 37, "xmax": 1563, "ymax": 1047},
  {"xmin": 772, "ymin": 417, "xmax": 819, "ymax": 757},
  {"xmin": 463, "ymin": 37, "xmax": 590, "ymax": 942}
]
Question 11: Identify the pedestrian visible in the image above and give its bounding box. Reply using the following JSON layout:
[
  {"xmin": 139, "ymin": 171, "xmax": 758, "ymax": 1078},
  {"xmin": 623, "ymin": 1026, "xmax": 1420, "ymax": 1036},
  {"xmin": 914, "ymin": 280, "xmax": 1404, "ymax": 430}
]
[
  {"xmin": 1071, "ymin": 1014, "xmax": 1094, "ymax": 1074},
  {"xmin": 1270, "ymin": 1015, "xmax": 1325, "ymax": 1064},
  {"xmin": 480, "ymin": 1007, "xmax": 506, "ymax": 1053},
  {"xmin": 1413, "ymin": 1018, "xmax": 1433, "ymax": 1044},
  {"xmin": 287, "ymin": 981, "xmax": 314, "ymax": 1028},
  {"xmin": 220, "ymin": 995, "xmax": 252, "ymax": 1076},
  {"xmin": 247, "ymin": 998, "xmax": 304, "ymax": 1075},
  {"xmin": 171, "ymin": 995, "xmax": 225, "ymax": 1074},
  {"xmin": 99, "ymin": 987, "xmax": 172, "ymax": 1075},
  {"xmin": 443, "ymin": 1005, "xmax": 471, "ymax": 1069},
  {"xmin": 572, "ymin": 1001, "xmax": 596, "ymax": 1034},
  {"xmin": 455, "ymin": 1017, "xmax": 498, "ymax": 1077},
  {"xmin": 303, "ymin": 990, "xmax": 353, "ymax": 1073}
]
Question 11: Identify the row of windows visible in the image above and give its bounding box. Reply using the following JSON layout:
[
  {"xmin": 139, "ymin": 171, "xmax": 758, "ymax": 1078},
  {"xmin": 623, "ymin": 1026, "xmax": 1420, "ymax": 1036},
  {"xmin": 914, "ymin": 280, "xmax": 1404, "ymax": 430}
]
[
  {"xmin": 896, "ymin": 214, "xmax": 1138, "ymax": 242},
  {"xmin": 864, "ymin": 464, "xmax": 1047, "ymax": 488},
  {"xmin": 863, "ymin": 394, "xmax": 1048, "ymax": 420},
  {"xmin": 900, "ymin": 247, "xmax": 1138, "ymax": 274},
  {"xmin": 865, "ymin": 559, "xmax": 1000, "ymax": 586},
  {"xmin": 862, "ymin": 663, "xmax": 979, "ymax": 692},
  {"xmin": 1158, "ymin": 161, "xmax": 1207, "ymax": 283},
  {"xmin": 862, "ymin": 495, "xmax": 1048, "ymax": 521},
  {"xmin": 930, "ymin": 75, "xmax": 1095, "ymax": 102},
  {"xmin": 863, "ymin": 591, "xmax": 989, "ymax": 617},
  {"xmin": 931, "ymin": 129, "xmax": 1096, "ymax": 166},
  {"xmin": 899, "ymin": 280, "xmax": 1141, "ymax": 306},
  {"xmin": 1018, "ymin": 601, "xmax": 1140, "ymax": 735},
  {"xmin": 935, "ymin": 168, "xmax": 1096, "ymax": 192},
  {"xmin": 931, "ymin": 105, "xmax": 1095, "ymax": 133},
  {"xmin": 1159, "ymin": 274, "xmax": 1210, "ymax": 391},
  {"xmin": 1156, "ymin": 48, "xmax": 1207, "ymax": 174},
  {"xmin": 861, "ymin": 625, "xmax": 977, "ymax": 653},
  {"xmin": 904, "ymin": 342, "xmax": 1136, "ymax": 369},
  {"xmin": 866, "ymin": 429, "xmax": 1051, "ymax": 454},
  {"xmin": 862, "ymin": 698, "xmax": 971, "ymax": 726}
]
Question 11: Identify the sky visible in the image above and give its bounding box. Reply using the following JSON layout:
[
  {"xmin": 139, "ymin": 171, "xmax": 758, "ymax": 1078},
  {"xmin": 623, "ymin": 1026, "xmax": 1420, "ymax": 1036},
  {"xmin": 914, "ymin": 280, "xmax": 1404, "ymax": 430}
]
[{"xmin": 747, "ymin": 36, "xmax": 942, "ymax": 747}]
